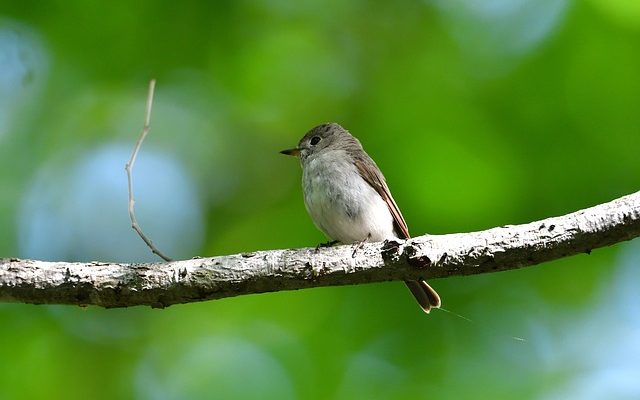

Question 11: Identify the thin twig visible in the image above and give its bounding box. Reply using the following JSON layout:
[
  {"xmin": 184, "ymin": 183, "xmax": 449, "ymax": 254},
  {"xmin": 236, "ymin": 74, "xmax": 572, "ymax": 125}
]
[{"xmin": 124, "ymin": 79, "xmax": 173, "ymax": 262}]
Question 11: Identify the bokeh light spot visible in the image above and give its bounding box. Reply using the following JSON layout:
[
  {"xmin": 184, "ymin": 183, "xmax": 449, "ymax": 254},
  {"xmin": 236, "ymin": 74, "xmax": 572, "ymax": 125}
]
[
  {"xmin": 136, "ymin": 336, "xmax": 295, "ymax": 400},
  {"xmin": 18, "ymin": 144, "xmax": 205, "ymax": 262},
  {"xmin": 0, "ymin": 20, "xmax": 47, "ymax": 138}
]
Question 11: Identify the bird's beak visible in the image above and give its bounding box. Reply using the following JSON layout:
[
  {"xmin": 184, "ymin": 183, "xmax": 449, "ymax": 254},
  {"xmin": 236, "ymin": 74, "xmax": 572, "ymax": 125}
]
[{"xmin": 280, "ymin": 148, "xmax": 301, "ymax": 157}]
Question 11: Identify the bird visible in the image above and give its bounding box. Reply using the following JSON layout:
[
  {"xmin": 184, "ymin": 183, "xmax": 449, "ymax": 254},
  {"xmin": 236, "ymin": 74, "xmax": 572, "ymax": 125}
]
[{"xmin": 281, "ymin": 122, "xmax": 441, "ymax": 313}]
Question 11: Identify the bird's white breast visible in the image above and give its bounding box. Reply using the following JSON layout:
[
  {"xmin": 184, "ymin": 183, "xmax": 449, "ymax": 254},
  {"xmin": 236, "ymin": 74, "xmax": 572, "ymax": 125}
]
[{"xmin": 301, "ymin": 150, "xmax": 396, "ymax": 244}]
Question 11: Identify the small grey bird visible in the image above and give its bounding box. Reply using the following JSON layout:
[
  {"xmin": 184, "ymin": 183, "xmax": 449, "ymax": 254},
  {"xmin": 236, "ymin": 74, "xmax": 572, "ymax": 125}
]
[{"xmin": 281, "ymin": 122, "xmax": 441, "ymax": 313}]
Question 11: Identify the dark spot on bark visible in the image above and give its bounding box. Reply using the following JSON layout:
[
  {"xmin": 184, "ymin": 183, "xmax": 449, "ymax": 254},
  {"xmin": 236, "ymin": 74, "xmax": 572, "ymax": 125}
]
[
  {"xmin": 438, "ymin": 252, "xmax": 448, "ymax": 265},
  {"xmin": 549, "ymin": 224, "xmax": 555, "ymax": 231},
  {"xmin": 320, "ymin": 263, "xmax": 331, "ymax": 274},
  {"xmin": 381, "ymin": 239, "xmax": 402, "ymax": 262},
  {"xmin": 179, "ymin": 268, "xmax": 188, "ymax": 279},
  {"xmin": 404, "ymin": 246, "xmax": 432, "ymax": 269},
  {"xmin": 384, "ymin": 239, "xmax": 400, "ymax": 249},
  {"xmin": 408, "ymin": 255, "xmax": 431, "ymax": 268},
  {"xmin": 539, "ymin": 223, "xmax": 545, "ymax": 230}
]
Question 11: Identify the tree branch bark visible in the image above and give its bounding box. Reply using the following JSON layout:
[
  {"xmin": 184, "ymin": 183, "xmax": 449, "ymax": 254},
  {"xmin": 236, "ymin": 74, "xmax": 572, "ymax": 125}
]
[{"xmin": 2, "ymin": 191, "xmax": 639, "ymax": 308}]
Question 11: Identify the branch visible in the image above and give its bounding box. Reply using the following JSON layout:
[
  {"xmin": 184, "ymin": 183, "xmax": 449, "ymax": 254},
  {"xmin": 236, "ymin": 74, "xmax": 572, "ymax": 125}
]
[
  {"xmin": 2, "ymin": 191, "xmax": 639, "ymax": 308},
  {"xmin": 124, "ymin": 79, "xmax": 172, "ymax": 262}
]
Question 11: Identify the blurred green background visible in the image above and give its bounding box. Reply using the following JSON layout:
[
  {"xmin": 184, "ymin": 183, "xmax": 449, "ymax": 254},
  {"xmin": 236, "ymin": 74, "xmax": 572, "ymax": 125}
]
[{"xmin": 1, "ymin": 1, "xmax": 640, "ymax": 399}]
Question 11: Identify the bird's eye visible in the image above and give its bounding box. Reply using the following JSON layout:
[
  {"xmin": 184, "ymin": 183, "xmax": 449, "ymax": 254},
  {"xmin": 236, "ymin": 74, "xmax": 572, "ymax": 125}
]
[{"xmin": 310, "ymin": 136, "xmax": 321, "ymax": 146}]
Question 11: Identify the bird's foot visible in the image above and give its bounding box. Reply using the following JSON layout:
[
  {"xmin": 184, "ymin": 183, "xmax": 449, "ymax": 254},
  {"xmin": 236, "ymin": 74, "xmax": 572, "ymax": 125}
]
[
  {"xmin": 351, "ymin": 233, "xmax": 371, "ymax": 258},
  {"xmin": 315, "ymin": 240, "xmax": 340, "ymax": 253}
]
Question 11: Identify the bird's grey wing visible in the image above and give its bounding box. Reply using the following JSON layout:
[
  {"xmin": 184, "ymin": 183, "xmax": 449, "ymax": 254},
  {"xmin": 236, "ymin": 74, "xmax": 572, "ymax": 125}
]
[{"xmin": 353, "ymin": 156, "xmax": 410, "ymax": 239}]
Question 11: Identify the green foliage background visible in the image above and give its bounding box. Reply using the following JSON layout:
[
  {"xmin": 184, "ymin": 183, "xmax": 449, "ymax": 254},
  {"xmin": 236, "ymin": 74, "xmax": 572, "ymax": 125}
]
[{"xmin": 1, "ymin": 1, "xmax": 639, "ymax": 399}]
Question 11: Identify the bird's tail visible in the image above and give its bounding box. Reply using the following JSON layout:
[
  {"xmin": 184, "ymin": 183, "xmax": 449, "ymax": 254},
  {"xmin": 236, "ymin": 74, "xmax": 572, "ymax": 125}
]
[{"xmin": 405, "ymin": 280, "xmax": 441, "ymax": 314}]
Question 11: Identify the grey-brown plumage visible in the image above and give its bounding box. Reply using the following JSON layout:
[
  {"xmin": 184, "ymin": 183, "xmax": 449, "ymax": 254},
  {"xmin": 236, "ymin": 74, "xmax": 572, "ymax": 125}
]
[{"xmin": 281, "ymin": 122, "xmax": 441, "ymax": 313}]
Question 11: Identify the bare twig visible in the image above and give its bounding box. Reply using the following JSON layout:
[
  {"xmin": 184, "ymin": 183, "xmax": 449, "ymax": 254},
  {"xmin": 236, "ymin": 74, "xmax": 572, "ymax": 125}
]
[
  {"xmin": 124, "ymin": 79, "xmax": 172, "ymax": 262},
  {"xmin": 1, "ymin": 191, "xmax": 639, "ymax": 308}
]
